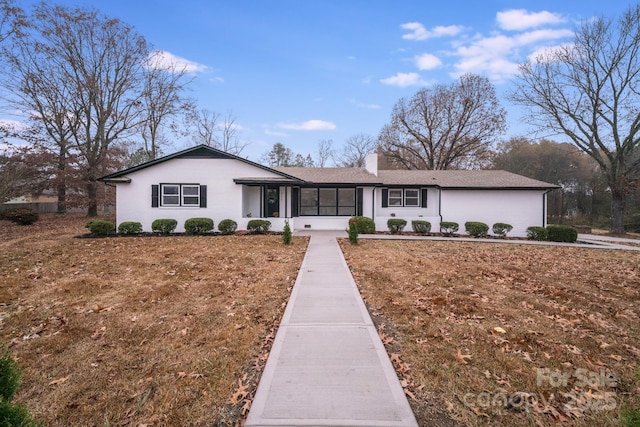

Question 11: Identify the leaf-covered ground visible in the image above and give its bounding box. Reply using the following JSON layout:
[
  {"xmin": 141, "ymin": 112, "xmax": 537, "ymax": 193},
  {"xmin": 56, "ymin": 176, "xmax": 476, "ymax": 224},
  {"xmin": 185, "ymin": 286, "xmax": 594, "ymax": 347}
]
[
  {"xmin": 0, "ymin": 214, "xmax": 308, "ymax": 426},
  {"xmin": 340, "ymin": 239, "xmax": 640, "ymax": 427}
]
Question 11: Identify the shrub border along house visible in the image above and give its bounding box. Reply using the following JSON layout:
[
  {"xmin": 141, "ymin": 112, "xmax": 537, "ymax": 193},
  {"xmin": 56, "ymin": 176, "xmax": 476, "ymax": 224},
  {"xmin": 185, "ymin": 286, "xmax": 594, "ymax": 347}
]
[
  {"xmin": 465, "ymin": 221, "xmax": 489, "ymax": 238},
  {"xmin": 492, "ymin": 222, "xmax": 513, "ymax": 237},
  {"xmin": 117, "ymin": 221, "xmax": 143, "ymax": 235},
  {"xmin": 86, "ymin": 220, "xmax": 114, "ymax": 236},
  {"xmin": 440, "ymin": 221, "xmax": 459, "ymax": 237},
  {"xmin": 184, "ymin": 217, "xmax": 214, "ymax": 235},
  {"xmin": 218, "ymin": 219, "xmax": 238, "ymax": 235},
  {"xmin": 546, "ymin": 224, "xmax": 578, "ymax": 243},
  {"xmin": 411, "ymin": 220, "xmax": 431, "ymax": 234},
  {"xmin": 349, "ymin": 216, "xmax": 376, "ymax": 234},
  {"xmin": 152, "ymin": 219, "xmax": 178, "ymax": 235},
  {"xmin": 387, "ymin": 218, "xmax": 407, "ymax": 234},
  {"xmin": 247, "ymin": 219, "xmax": 271, "ymax": 234}
]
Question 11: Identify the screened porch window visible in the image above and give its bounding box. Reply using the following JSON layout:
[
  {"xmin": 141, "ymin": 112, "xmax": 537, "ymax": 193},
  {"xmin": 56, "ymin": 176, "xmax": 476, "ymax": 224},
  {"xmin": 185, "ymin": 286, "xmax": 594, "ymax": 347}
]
[{"xmin": 299, "ymin": 187, "xmax": 356, "ymax": 216}]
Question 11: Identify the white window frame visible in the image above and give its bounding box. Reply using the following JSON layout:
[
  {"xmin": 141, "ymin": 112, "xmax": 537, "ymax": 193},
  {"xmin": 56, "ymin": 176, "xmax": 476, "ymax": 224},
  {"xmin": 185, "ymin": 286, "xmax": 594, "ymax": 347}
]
[
  {"xmin": 388, "ymin": 189, "xmax": 403, "ymax": 206},
  {"xmin": 404, "ymin": 189, "xmax": 420, "ymax": 207},
  {"xmin": 160, "ymin": 184, "xmax": 200, "ymax": 207},
  {"xmin": 161, "ymin": 184, "xmax": 181, "ymax": 207}
]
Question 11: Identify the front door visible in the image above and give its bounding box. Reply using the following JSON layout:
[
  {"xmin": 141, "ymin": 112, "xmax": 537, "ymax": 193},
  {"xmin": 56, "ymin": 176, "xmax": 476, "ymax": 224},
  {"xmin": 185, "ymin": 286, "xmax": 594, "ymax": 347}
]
[{"xmin": 265, "ymin": 186, "xmax": 280, "ymax": 217}]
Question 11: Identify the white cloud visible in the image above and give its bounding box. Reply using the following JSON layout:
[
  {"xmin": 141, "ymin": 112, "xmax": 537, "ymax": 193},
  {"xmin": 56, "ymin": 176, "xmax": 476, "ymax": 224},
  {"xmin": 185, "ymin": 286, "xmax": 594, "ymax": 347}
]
[
  {"xmin": 264, "ymin": 129, "xmax": 289, "ymax": 137},
  {"xmin": 349, "ymin": 99, "xmax": 381, "ymax": 109},
  {"xmin": 527, "ymin": 43, "xmax": 574, "ymax": 63},
  {"xmin": 0, "ymin": 119, "xmax": 26, "ymax": 131},
  {"xmin": 415, "ymin": 53, "xmax": 442, "ymax": 70},
  {"xmin": 380, "ymin": 72, "xmax": 428, "ymax": 87},
  {"xmin": 146, "ymin": 50, "xmax": 207, "ymax": 73},
  {"xmin": 452, "ymin": 28, "xmax": 573, "ymax": 81},
  {"xmin": 278, "ymin": 120, "xmax": 336, "ymax": 131},
  {"xmin": 401, "ymin": 22, "xmax": 464, "ymax": 41},
  {"xmin": 497, "ymin": 9, "xmax": 565, "ymax": 31}
]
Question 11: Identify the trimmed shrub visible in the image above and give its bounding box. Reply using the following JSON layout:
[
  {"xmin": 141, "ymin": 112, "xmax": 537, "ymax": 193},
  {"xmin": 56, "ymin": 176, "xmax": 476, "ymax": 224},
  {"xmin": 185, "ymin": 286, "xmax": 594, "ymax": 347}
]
[
  {"xmin": 184, "ymin": 217, "xmax": 214, "ymax": 235},
  {"xmin": 0, "ymin": 347, "xmax": 39, "ymax": 427},
  {"xmin": 2, "ymin": 208, "xmax": 39, "ymax": 225},
  {"xmin": 440, "ymin": 221, "xmax": 459, "ymax": 237},
  {"xmin": 387, "ymin": 218, "xmax": 407, "ymax": 234},
  {"xmin": 348, "ymin": 217, "xmax": 358, "ymax": 244},
  {"xmin": 282, "ymin": 220, "xmax": 292, "ymax": 244},
  {"xmin": 218, "ymin": 219, "xmax": 238, "ymax": 235},
  {"xmin": 526, "ymin": 226, "xmax": 548, "ymax": 241},
  {"xmin": 117, "ymin": 221, "xmax": 142, "ymax": 235},
  {"xmin": 85, "ymin": 219, "xmax": 114, "ymax": 236},
  {"xmin": 152, "ymin": 219, "xmax": 177, "ymax": 235},
  {"xmin": 247, "ymin": 219, "xmax": 271, "ymax": 234},
  {"xmin": 349, "ymin": 216, "xmax": 376, "ymax": 234},
  {"xmin": 465, "ymin": 221, "xmax": 489, "ymax": 238},
  {"xmin": 411, "ymin": 220, "xmax": 431, "ymax": 234},
  {"xmin": 492, "ymin": 223, "xmax": 513, "ymax": 237},
  {"xmin": 546, "ymin": 224, "xmax": 578, "ymax": 243}
]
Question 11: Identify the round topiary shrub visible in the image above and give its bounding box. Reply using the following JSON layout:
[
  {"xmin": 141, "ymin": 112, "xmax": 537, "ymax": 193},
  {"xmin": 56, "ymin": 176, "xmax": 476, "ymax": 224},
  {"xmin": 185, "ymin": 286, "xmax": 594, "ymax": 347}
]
[
  {"xmin": 86, "ymin": 219, "xmax": 114, "ymax": 236},
  {"xmin": 247, "ymin": 219, "xmax": 271, "ymax": 234},
  {"xmin": 184, "ymin": 217, "xmax": 214, "ymax": 235},
  {"xmin": 152, "ymin": 219, "xmax": 177, "ymax": 235},
  {"xmin": 387, "ymin": 218, "xmax": 407, "ymax": 234},
  {"xmin": 117, "ymin": 221, "xmax": 143, "ymax": 235},
  {"xmin": 411, "ymin": 220, "xmax": 431, "ymax": 234},
  {"xmin": 465, "ymin": 221, "xmax": 489, "ymax": 238},
  {"xmin": 440, "ymin": 221, "xmax": 459, "ymax": 237},
  {"xmin": 526, "ymin": 226, "xmax": 548, "ymax": 241},
  {"xmin": 546, "ymin": 224, "xmax": 578, "ymax": 243},
  {"xmin": 349, "ymin": 216, "xmax": 376, "ymax": 234},
  {"xmin": 2, "ymin": 208, "xmax": 39, "ymax": 225},
  {"xmin": 492, "ymin": 223, "xmax": 513, "ymax": 237},
  {"xmin": 218, "ymin": 219, "xmax": 238, "ymax": 235}
]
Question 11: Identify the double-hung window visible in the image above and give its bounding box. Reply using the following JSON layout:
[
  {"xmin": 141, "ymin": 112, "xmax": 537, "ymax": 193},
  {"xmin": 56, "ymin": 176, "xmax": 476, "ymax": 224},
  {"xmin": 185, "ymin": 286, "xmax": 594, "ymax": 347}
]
[
  {"xmin": 154, "ymin": 184, "xmax": 206, "ymax": 208},
  {"xmin": 384, "ymin": 188, "xmax": 425, "ymax": 208}
]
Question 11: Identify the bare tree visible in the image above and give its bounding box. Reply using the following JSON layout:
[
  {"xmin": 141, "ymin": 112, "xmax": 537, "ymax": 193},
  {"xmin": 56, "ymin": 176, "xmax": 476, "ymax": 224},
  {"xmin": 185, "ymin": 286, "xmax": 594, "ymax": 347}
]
[
  {"xmin": 379, "ymin": 74, "xmax": 506, "ymax": 170},
  {"xmin": 31, "ymin": 4, "xmax": 149, "ymax": 216},
  {"xmin": 0, "ymin": 0, "xmax": 23, "ymax": 43},
  {"xmin": 510, "ymin": 6, "xmax": 640, "ymax": 233},
  {"xmin": 188, "ymin": 108, "xmax": 220, "ymax": 147},
  {"xmin": 335, "ymin": 133, "xmax": 377, "ymax": 167},
  {"xmin": 139, "ymin": 50, "xmax": 193, "ymax": 161},
  {"xmin": 219, "ymin": 111, "xmax": 250, "ymax": 155},
  {"xmin": 316, "ymin": 139, "xmax": 334, "ymax": 167}
]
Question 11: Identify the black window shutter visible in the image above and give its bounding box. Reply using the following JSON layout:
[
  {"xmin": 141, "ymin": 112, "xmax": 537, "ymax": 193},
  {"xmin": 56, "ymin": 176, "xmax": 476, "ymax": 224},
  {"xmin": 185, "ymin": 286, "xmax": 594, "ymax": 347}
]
[
  {"xmin": 151, "ymin": 185, "xmax": 159, "ymax": 207},
  {"xmin": 356, "ymin": 188, "xmax": 363, "ymax": 216},
  {"xmin": 382, "ymin": 188, "xmax": 388, "ymax": 208},
  {"xmin": 291, "ymin": 187, "xmax": 299, "ymax": 217},
  {"xmin": 421, "ymin": 188, "xmax": 428, "ymax": 208},
  {"xmin": 200, "ymin": 185, "xmax": 207, "ymax": 208}
]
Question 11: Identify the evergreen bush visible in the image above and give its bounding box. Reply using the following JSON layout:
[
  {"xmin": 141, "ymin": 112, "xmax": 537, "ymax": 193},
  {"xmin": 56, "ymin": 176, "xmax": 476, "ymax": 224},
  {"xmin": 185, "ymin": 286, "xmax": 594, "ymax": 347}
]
[
  {"xmin": 411, "ymin": 220, "xmax": 431, "ymax": 234},
  {"xmin": 85, "ymin": 219, "xmax": 114, "ymax": 236},
  {"xmin": 247, "ymin": 219, "xmax": 271, "ymax": 234},
  {"xmin": 218, "ymin": 219, "xmax": 238, "ymax": 235},
  {"xmin": 440, "ymin": 221, "xmax": 459, "ymax": 236},
  {"xmin": 282, "ymin": 220, "xmax": 292, "ymax": 244},
  {"xmin": 184, "ymin": 217, "xmax": 214, "ymax": 235},
  {"xmin": 526, "ymin": 226, "xmax": 548, "ymax": 241},
  {"xmin": 492, "ymin": 223, "xmax": 513, "ymax": 237},
  {"xmin": 117, "ymin": 221, "xmax": 142, "ymax": 235},
  {"xmin": 349, "ymin": 216, "xmax": 375, "ymax": 234},
  {"xmin": 465, "ymin": 221, "xmax": 489, "ymax": 238},
  {"xmin": 151, "ymin": 219, "xmax": 177, "ymax": 234},
  {"xmin": 387, "ymin": 218, "xmax": 407, "ymax": 234},
  {"xmin": 546, "ymin": 224, "xmax": 578, "ymax": 243},
  {"xmin": 2, "ymin": 208, "xmax": 39, "ymax": 225}
]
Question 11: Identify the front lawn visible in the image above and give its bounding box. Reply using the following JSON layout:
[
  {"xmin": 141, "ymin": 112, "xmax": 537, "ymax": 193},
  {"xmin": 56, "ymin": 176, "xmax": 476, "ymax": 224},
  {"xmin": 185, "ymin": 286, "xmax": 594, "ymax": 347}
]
[
  {"xmin": 0, "ymin": 214, "xmax": 308, "ymax": 426},
  {"xmin": 341, "ymin": 240, "xmax": 640, "ymax": 427}
]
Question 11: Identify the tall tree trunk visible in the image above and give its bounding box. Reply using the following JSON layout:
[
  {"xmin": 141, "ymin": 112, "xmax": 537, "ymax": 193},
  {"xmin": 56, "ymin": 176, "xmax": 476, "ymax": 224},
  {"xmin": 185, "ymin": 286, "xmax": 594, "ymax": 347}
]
[
  {"xmin": 86, "ymin": 180, "xmax": 98, "ymax": 217},
  {"xmin": 56, "ymin": 146, "xmax": 66, "ymax": 214},
  {"xmin": 610, "ymin": 190, "xmax": 625, "ymax": 234}
]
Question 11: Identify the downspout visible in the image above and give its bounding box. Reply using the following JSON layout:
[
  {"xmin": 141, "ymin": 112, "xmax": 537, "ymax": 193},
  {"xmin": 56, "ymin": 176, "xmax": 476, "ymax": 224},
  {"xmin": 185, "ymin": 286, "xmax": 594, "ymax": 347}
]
[
  {"xmin": 372, "ymin": 187, "xmax": 376, "ymax": 221},
  {"xmin": 543, "ymin": 189, "xmax": 552, "ymax": 227},
  {"xmin": 438, "ymin": 187, "xmax": 443, "ymax": 229}
]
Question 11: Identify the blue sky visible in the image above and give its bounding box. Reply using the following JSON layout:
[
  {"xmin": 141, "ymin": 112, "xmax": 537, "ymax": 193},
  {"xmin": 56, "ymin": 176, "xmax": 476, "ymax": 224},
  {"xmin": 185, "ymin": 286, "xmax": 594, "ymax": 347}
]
[{"xmin": 18, "ymin": 0, "xmax": 633, "ymax": 162}]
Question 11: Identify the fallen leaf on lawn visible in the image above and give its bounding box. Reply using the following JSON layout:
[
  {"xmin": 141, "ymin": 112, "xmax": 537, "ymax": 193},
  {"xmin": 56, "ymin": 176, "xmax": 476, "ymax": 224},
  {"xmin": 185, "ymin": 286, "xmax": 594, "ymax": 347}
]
[
  {"xmin": 49, "ymin": 376, "xmax": 68, "ymax": 386},
  {"xmin": 609, "ymin": 354, "xmax": 623, "ymax": 362},
  {"xmin": 493, "ymin": 326, "xmax": 507, "ymax": 334},
  {"xmin": 91, "ymin": 326, "xmax": 106, "ymax": 340},
  {"xmin": 455, "ymin": 349, "xmax": 472, "ymax": 364},
  {"xmin": 235, "ymin": 324, "xmax": 245, "ymax": 330}
]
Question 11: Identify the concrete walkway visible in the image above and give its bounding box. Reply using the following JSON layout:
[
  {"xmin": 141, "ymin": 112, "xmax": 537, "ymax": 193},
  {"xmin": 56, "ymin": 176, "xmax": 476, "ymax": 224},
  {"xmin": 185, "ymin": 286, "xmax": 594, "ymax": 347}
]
[{"xmin": 245, "ymin": 231, "xmax": 418, "ymax": 427}]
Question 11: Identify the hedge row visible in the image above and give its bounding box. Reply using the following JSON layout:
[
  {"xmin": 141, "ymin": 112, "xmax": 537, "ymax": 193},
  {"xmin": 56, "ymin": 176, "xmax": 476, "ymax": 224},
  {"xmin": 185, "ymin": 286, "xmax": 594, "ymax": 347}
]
[
  {"xmin": 86, "ymin": 218, "xmax": 247, "ymax": 236},
  {"xmin": 527, "ymin": 225, "xmax": 578, "ymax": 242}
]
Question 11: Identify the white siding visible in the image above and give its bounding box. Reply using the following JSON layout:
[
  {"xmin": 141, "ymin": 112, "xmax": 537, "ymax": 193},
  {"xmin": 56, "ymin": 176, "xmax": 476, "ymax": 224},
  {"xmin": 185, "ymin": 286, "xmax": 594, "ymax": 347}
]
[
  {"xmin": 440, "ymin": 189, "xmax": 546, "ymax": 237},
  {"xmin": 373, "ymin": 187, "xmax": 440, "ymax": 232},
  {"xmin": 115, "ymin": 158, "xmax": 283, "ymax": 232}
]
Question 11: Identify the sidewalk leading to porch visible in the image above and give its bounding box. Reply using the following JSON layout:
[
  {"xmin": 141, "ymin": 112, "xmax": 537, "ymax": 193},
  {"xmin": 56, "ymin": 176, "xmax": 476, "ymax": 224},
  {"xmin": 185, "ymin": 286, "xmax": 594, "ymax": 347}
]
[{"xmin": 245, "ymin": 231, "xmax": 418, "ymax": 427}]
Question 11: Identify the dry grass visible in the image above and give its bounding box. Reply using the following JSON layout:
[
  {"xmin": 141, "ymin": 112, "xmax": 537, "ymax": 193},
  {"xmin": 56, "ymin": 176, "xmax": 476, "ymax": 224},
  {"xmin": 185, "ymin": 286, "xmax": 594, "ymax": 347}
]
[
  {"xmin": 340, "ymin": 239, "xmax": 640, "ymax": 427},
  {"xmin": 0, "ymin": 214, "xmax": 308, "ymax": 426}
]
